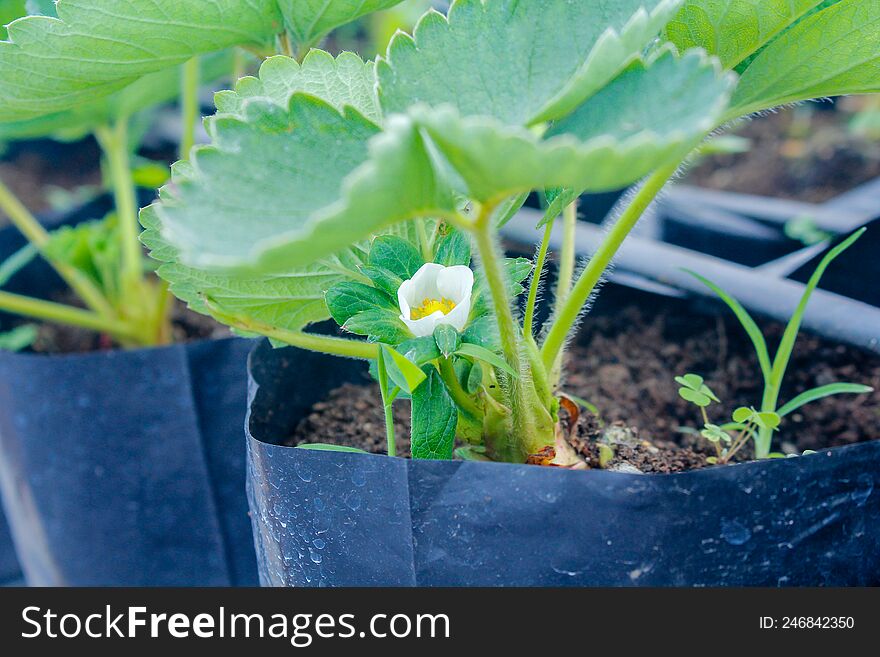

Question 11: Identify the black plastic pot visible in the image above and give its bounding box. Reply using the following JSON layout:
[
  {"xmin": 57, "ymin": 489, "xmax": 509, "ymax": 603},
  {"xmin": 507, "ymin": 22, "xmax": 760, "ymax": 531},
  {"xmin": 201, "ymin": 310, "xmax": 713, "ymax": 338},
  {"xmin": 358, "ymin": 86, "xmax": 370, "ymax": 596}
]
[
  {"xmin": 245, "ymin": 332, "xmax": 880, "ymax": 588},
  {"xmin": 0, "ymin": 204, "xmax": 259, "ymax": 586}
]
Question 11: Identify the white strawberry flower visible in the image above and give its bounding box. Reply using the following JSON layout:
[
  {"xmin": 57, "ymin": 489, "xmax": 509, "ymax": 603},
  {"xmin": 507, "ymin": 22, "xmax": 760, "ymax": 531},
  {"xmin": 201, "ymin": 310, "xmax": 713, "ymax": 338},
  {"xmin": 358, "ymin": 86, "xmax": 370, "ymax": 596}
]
[{"xmin": 397, "ymin": 263, "xmax": 474, "ymax": 338}]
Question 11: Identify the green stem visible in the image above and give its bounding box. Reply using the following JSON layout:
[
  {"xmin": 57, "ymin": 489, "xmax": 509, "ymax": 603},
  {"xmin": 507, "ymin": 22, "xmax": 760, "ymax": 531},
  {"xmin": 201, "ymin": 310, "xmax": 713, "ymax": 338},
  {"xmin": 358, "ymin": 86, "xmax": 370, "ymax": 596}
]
[
  {"xmin": 206, "ymin": 303, "xmax": 379, "ymax": 360},
  {"xmin": 555, "ymin": 201, "xmax": 577, "ymax": 305},
  {"xmin": 0, "ymin": 290, "xmax": 138, "ymax": 341},
  {"xmin": 541, "ymin": 163, "xmax": 678, "ymax": 371},
  {"xmin": 232, "ymin": 47, "xmax": 247, "ymax": 82},
  {"xmin": 472, "ymin": 209, "xmax": 521, "ymax": 381},
  {"xmin": 377, "ymin": 348, "xmax": 397, "ymax": 457},
  {"xmin": 416, "ymin": 219, "xmax": 433, "ymax": 263},
  {"xmin": 523, "ymin": 216, "xmax": 554, "ymax": 338},
  {"xmin": 94, "ymin": 121, "xmax": 142, "ymax": 296},
  {"xmin": 180, "ymin": 56, "xmax": 200, "ymax": 161},
  {"xmin": 0, "ymin": 177, "xmax": 115, "ymax": 318},
  {"xmin": 439, "ymin": 356, "xmax": 482, "ymax": 418}
]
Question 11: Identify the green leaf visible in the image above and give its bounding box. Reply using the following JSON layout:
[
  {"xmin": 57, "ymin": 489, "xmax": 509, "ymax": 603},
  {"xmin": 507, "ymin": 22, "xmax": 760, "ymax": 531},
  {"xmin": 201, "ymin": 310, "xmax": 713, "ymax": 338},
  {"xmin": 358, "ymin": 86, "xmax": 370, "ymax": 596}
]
[
  {"xmin": 141, "ymin": 205, "xmax": 349, "ymax": 334},
  {"xmin": 727, "ymin": 0, "xmax": 880, "ymax": 119},
  {"xmin": 458, "ymin": 359, "xmax": 483, "ymax": 395},
  {"xmin": 412, "ymin": 48, "xmax": 734, "ymax": 200},
  {"xmin": 664, "ymin": 0, "xmax": 822, "ymax": 68},
  {"xmin": 397, "ymin": 336, "xmax": 441, "ymax": 366},
  {"xmin": 732, "ymin": 406, "xmax": 755, "ymax": 423},
  {"xmin": 455, "ymin": 445, "xmax": 491, "ymax": 461},
  {"xmin": 0, "ymin": 324, "xmax": 37, "ymax": 352},
  {"xmin": 685, "ymin": 269, "xmax": 772, "ymax": 381},
  {"xmin": 777, "ymin": 383, "xmax": 873, "ymax": 417},
  {"xmin": 381, "ymin": 344, "xmax": 427, "ymax": 394},
  {"xmin": 155, "ymin": 86, "xmax": 455, "ymax": 273},
  {"xmin": 152, "ymin": 92, "xmax": 381, "ymax": 271},
  {"xmin": 278, "ymin": 0, "xmax": 405, "ymax": 48},
  {"xmin": 0, "ymin": 1, "xmax": 27, "ymax": 41},
  {"xmin": 343, "ymin": 308, "xmax": 409, "ymax": 344},
  {"xmin": 359, "ymin": 264, "xmax": 403, "ymax": 297},
  {"xmin": 410, "ymin": 367, "xmax": 457, "ymax": 460},
  {"xmin": 433, "ymin": 324, "xmax": 460, "ymax": 358},
  {"xmin": 701, "ymin": 423, "xmax": 732, "ymax": 444},
  {"xmin": 325, "ymin": 281, "xmax": 395, "ymax": 326},
  {"xmin": 679, "ymin": 387, "xmax": 711, "ymax": 407},
  {"xmin": 461, "ymin": 314, "xmax": 499, "ymax": 351},
  {"xmin": 471, "ymin": 257, "xmax": 532, "ymax": 316},
  {"xmin": 535, "ymin": 189, "xmax": 578, "ymax": 229},
  {"xmin": 369, "ymin": 235, "xmax": 424, "ymax": 280},
  {"xmin": 377, "ymin": 0, "xmax": 683, "ymax": 126},
  {"xmin": 456, "ymin": 342, "xmax": 517, "ymax": 378},
  {"xmin": 296, "ymin": 443, "xmax": 369, "ymax": 454},
  {"xmin": 215, "ymin": 51, "xmax": 382, "ymax": 125},
  {"xmin": 755, "ymin": 411, "xmax": 781, "ymax": 430},
  {"xmin": 0, "ymin": 50, "xmax": 234, "ymax": 142},
  {"xmin": 434, "ymin": 228, "xmax": 471, "ymax": 267},
  {"xmin": 0, "ymin": 0, "xmax": 281, "ymax": 121},
  {"xmin": 676, "ymin": 373, "xmax": 704, "ymax": 390}
]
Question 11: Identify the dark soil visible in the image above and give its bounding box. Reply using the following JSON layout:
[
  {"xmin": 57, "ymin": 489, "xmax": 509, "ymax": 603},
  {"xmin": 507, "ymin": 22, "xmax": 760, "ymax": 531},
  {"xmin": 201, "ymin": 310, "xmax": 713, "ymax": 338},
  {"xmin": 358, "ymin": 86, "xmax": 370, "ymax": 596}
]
[
  {"xmin": 288, "ymin": 382, "xmax": 413, "ymax": 456},
  {"xmin": 0, "ymin": 140, "xmax": 102, "ymax": 221},
  {"xmin": 686, "ymin": 104, "xmax": 880, "ymax": 203},
  {"xmin": 288, "ymin": 304, "xmax": 879, "ymax": 473}
]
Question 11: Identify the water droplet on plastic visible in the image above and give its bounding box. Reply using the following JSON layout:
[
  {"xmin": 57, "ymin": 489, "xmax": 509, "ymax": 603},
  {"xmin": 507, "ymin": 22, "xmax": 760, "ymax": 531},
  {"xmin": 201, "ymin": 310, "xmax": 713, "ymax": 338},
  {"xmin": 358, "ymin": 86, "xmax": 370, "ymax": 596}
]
[
  {"xmin": 351, "ymin": 470, "xmax": 366, "ymax": 487},
  {"xmin": 850, "ymin": 474, "xmax": 873, "ymax": 507},
  {"xmin": 721, "ymin": 518, "xmax": 752, "ymax": 545},
  {"xmin": 294, "ymin": 461, "xmax": 313, "ymax": 482},
  {"xmin": 313, "ymin": 538, "xmax": 326, "ymax": 550},
  {"xmin": 309, "ymin": 549, "xmax": 323, "ymax": 564},
  {"xmin": 345, "ymin": 491, "xmax": 362, "ymax": 511}
]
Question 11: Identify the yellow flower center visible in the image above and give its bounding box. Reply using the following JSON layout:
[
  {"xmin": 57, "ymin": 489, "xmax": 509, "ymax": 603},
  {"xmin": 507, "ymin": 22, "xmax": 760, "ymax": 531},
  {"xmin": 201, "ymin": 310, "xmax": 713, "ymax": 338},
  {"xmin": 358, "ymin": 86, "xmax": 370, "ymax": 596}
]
[{"xmin": 410, "ymin": 297, "xmax": 456, "ymax": 320}]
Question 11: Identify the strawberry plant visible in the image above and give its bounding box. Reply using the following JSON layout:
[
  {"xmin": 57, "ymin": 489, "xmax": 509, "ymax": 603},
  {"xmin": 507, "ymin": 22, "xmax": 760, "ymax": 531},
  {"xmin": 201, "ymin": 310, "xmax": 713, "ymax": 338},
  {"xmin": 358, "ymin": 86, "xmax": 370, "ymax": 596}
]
[
  {"xmin": 0, "ymin": 0, "xmax": 407, "ymax": 347},
  {"xmin": 145, "ymin": 0, "xmax": 880, "ymax": 462}
]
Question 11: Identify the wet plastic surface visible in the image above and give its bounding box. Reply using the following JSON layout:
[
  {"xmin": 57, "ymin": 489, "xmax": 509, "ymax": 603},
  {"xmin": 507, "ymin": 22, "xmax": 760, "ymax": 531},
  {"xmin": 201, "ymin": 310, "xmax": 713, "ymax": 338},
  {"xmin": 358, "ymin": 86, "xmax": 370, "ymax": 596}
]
[
  {"xmin": 247, "ymin": 341, "xmax": 880, "ymax": 587},
  {"xmin": 0, "ymin": 210, "xmax": 258, "ymax": 586}
]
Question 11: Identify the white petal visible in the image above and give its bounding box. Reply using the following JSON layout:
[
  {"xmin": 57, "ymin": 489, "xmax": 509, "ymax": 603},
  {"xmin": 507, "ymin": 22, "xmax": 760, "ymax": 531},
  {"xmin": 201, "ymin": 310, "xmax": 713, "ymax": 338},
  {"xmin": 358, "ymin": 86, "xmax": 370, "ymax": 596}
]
[
  {"xmin": 406, "ymin": 263, "xmax": 444, "ymax": 304},
  {"xmin": 397, "ymin": 279, "xmax": 415, "ymax": 320},
  {"xmin": 401, "ymin": 311, "xmax": 445, "ymax": 338},
  {"xmin": 437, "ymin": 266, "xmax": 475, "ymax": 304},
  {"xmin": 440, "ymin": 290, "xmax": 472, "ymax": 331}
]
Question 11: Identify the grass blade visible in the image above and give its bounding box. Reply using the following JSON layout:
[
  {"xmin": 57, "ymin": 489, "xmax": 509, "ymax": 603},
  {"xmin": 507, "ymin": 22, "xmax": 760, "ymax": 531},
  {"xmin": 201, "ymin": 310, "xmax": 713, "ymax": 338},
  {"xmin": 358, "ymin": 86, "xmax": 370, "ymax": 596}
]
[{"xmin": 778, "ymin": 383, "xmax": 874, "ymax": 417}]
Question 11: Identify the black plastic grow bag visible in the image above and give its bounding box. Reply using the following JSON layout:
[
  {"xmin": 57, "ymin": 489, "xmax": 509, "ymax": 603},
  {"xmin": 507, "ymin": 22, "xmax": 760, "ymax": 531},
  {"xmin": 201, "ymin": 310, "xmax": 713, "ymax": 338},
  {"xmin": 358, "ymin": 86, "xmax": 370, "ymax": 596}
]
[
  {"xmin": 246, "ymin": 339, "xmax": 880, "ymax": 587},
  {"xmin": 0, "ymin": 204, "xmax": 259, "ymax": 586}
]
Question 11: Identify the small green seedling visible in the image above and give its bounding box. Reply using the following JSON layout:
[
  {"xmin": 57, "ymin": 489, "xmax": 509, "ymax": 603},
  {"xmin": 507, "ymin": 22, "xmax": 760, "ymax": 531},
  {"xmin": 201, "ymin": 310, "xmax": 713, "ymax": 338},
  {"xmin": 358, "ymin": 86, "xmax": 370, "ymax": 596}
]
[
  {"xmin": 685, "ymin": 228, "xmax": 874, "ymax": 459},
  {"xmin": 677, "ymin": 376, "xmax": 783, "ymax": 463}
]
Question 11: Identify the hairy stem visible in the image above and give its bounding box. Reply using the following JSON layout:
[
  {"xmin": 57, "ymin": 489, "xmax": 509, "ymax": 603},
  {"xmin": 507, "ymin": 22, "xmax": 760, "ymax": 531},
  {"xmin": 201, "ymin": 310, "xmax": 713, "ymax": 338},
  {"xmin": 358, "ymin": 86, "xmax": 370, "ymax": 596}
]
[
  {"xmin": 207, "ymin": 303, "xmax": 379, "ymax": 360},
  {"xmin": 523, "ymin": 216, "xmax": 554, "ymax": 338},
  {"xmin": 471, "ymin": 206, "xmax": 552, "ymax": 461},
  {"xmin": 94, "ymin": 121, "xmax": 143, "ymax": 296},
  {"xmin": 0, "ymin": 290, "xmax": 138, "ymax": 342},
  {"xmin": 180, "ymin": 56, "xmax": 201, "ymax": 161},
  {"xmin": 473, "ymin": 208, "xmax": 521, "ymax": 383},
  {"xmin": 0, "ymin": 177, "xmax": 114, "ymax": 318},
  {"xmin": 541, "ymin": 163, "xmax": 678, "ymax": 371},
  {"xmin": 555, "ymin": 200, "xmax": 578, "ymax": 305}
]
